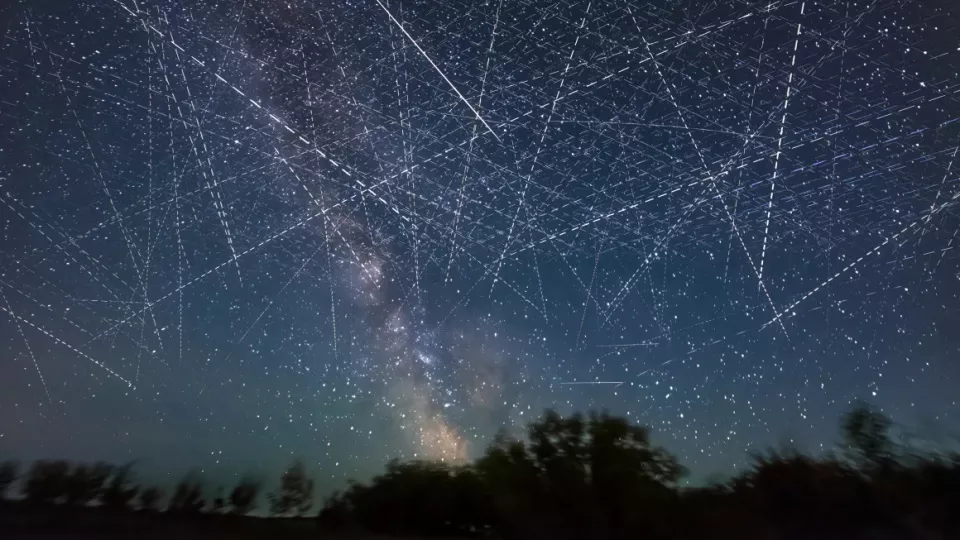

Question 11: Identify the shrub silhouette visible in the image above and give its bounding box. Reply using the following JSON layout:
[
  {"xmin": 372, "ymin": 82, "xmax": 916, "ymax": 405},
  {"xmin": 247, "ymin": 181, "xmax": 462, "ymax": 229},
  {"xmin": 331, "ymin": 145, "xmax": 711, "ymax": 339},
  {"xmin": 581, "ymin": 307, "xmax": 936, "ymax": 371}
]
[
  {"xmin": 0, "ymin": 460, "xmax": 18, "ymax": 499},
  {"xmin": 167, "ymin": 472, "xmax": 206, "ymax": 515},
  {"xmin": 336, "ymin": 459, "xmax": 489, "ymax": 536},
  {"xmin": 63, "ymin": 462, "xmax": 112, "ymax": 506},
  {"xmin": 268, "ymin": 459, "xmax": 313, "ymax": 516},
  {"xmin": 317, "ymin": 490, "xmax": 352, "ymax": 530},
  {"xmin": 228, "ymin": 476, "xmax": 262, "ymax": 515},
  {"xmin": 137, "ymin": 486, "xmax": 163, "ymax": 512},
  {"xmin": 734, "ymin": 449, "xmax": 870, "ymax": 536},
  {"xmin": 22, "ymin": 459, "xmax": 70, "ymax": 504},
  {"xmin": 210, "ymin": 486, "xmax": 225, "ymax": 514},
  {"xmin": 100, "ymin": 463, "xmax": 139, "ymax": 510}
]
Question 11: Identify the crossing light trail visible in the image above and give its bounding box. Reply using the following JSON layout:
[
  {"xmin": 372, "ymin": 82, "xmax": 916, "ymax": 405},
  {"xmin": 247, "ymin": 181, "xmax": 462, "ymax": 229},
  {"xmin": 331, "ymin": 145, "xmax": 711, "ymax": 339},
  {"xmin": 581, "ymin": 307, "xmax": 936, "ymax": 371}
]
[
  {"xmin": 373, "ymin": 0, "xmax": 501, "ymax": 143},
  {"xmin": 1, "ymin": 0, "xmax": 958, "ymax": 474},
  {"xmin": 560, "ymin": 381, "xmax": 624, "ymax": 388}
]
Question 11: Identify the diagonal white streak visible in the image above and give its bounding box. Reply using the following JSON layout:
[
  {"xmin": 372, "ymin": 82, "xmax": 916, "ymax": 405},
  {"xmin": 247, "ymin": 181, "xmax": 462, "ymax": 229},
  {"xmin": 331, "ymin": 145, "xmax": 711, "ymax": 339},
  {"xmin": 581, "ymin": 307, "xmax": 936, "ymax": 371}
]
[{"xmin": 373, "ymin": 0, "xmax": 501, "ymax": 143}]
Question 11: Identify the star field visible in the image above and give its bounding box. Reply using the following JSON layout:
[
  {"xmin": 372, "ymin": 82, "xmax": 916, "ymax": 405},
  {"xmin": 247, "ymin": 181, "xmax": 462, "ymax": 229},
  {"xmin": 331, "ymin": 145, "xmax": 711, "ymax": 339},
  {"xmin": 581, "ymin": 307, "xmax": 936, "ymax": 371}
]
[{"xmin": 1, "ymin": 0, "xmax": 959, "ymax": 486}]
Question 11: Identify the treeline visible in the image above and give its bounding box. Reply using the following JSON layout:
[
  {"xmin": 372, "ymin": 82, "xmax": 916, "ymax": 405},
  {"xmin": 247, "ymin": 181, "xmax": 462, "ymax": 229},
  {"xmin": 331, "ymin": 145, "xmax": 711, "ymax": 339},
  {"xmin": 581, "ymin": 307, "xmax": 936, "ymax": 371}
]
[
  {"xmin": 0, "ymin": 457, "xmax": 313, "ymax": 517},
  {"xmin": 315, "ymin": 403, "xmax": 960, "ymax": 539},
  {"xmin": 2, "ymin": 403, "xmax": 959, "ymax": 539}
]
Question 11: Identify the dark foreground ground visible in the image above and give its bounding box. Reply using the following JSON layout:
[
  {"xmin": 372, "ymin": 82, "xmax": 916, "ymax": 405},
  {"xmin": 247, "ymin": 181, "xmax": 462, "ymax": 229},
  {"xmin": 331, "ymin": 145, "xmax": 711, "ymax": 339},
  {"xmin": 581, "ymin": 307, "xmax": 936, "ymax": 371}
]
[
  {"xmin": 0, "ymin": 502, "xmax": 449, "ymax": 540},
  {"xmin": 0, "ymin": 501, "xmax": 945, "ymax": 540}
]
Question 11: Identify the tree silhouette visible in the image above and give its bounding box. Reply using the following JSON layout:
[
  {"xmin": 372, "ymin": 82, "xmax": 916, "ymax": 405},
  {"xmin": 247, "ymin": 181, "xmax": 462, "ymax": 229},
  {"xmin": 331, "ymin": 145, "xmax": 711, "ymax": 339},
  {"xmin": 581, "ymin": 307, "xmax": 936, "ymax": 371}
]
[
  {"xmin": 332, "ymin": 459, "xmax": 488, "ymax": 536},
  {"xmin": 63, "ymin": 462, "xmax": 112, "ymax": 506},
  {"xmin": 0, "ymin": 460, "xmax": 18, "ymax": 500},
  {"xmin": 586, "ymin": 410, "xmax": 685, "ymax": 536},
  {"xmin": 268, "ymin": 459, "xmax": 314, "ymax": 516},
  {"xmin": 5, "ymin": 403, "xmax": 960, "ymax": 539},
  {"xmin": 211, "ymin": 486, "xmax": 225, "ymax": 514},
  {"xmin": 322, "ymin": 409, "xmax": 686, "ymax": 539},
  {"xmin": 22, "ymin": 459, "xmax": 70, "ymax": 504},
  {"xmin": 167, "ymin": 472, "xmax": 206, "ymax": 515},
  {"xmin": 488, "ymin": 410, "xmax": 683, "ymax": 537},
  {"xmin": 735, "ymin": 448, "xmax": 868, "ymax": 536},
  {"xmin": 138, "ymin": 486, "xmax": 163, "ymax": 512},
  {"xmin": 317, "ymin": 490, "xmax": 352, "ymax": 531},
  {"xmin": 317, "ymin": 413, "xmax": 958, "ymax": 539},
  {"xmin": 100, "ymin": 463, "xmax": 139, "ymax": 510},
  {"xmin": 842, "ymin": 401, "xmax": 895, "ymax": 473},
  {"xmin": 228, "ymin": 476, "xmax": 261, "ymax": 515},
  {"xmin": 473, "ymin": 429, "xmax": 541, "ymax": 536}
]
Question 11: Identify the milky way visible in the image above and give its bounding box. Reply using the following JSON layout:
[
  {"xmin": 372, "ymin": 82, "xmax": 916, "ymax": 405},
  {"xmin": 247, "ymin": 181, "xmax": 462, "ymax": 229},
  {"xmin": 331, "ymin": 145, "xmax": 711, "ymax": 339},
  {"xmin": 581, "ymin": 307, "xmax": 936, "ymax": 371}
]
[{"xmin": 1, "ymin": 0, "xmax": 959, "ymax": 487}]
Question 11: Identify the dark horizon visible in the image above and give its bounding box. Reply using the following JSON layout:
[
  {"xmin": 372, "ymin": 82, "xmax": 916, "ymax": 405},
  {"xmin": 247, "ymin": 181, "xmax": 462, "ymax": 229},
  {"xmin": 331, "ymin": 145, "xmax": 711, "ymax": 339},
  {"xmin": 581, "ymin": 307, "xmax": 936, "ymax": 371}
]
[
  {"xmin": 2, "ymin": 404, "xmax": 959, "ymax": 539},
  {"xmin": 0, "ymin": 400, "xmax": 956, "ymax": 501}
]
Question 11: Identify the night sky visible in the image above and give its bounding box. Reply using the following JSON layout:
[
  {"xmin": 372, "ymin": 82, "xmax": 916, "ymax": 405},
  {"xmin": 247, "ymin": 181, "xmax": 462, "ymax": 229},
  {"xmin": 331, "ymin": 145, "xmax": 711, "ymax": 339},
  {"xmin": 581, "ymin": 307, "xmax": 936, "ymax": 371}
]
[{"xmin": 1, "ymin": 0, "xmax": 959, "ymax": 493}]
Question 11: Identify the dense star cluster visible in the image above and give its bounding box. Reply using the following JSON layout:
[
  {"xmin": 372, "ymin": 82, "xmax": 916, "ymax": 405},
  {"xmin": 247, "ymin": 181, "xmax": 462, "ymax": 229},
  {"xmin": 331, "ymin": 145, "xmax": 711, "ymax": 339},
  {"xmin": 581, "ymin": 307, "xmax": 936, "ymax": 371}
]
[{"xmin": 1, "ymin": 0, "xmax": 959, "ymax": 486}]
